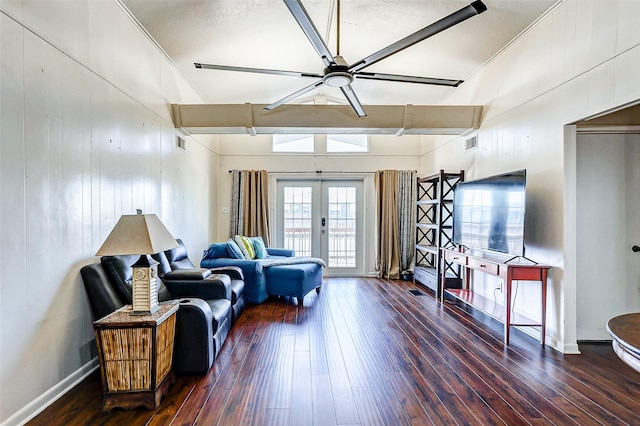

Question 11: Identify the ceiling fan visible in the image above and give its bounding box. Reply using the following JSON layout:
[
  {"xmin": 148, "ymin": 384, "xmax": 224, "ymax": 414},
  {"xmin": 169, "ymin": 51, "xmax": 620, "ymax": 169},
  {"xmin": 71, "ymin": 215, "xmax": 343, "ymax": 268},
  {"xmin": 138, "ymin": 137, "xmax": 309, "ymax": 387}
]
[{"xmin": 195, "ymin": 0, "xmax": 487, "ymax": 118}]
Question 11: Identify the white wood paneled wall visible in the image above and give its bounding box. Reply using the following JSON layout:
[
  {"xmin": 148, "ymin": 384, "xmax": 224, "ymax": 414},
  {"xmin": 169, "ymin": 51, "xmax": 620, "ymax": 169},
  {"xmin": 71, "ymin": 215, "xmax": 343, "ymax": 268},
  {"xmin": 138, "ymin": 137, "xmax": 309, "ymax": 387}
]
[
  {"xmin": 420, "ymin": 0, "xmax": 640, "ymax": 353},
  {"xmin": 0, "ymin": 2, "xmax": 218, "ymax": 424}
]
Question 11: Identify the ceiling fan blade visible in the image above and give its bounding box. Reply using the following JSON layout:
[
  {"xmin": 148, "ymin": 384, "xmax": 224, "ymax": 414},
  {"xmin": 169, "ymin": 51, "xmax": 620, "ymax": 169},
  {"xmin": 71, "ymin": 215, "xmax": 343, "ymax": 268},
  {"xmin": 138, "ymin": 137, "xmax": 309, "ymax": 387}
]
[
  {"xmin": 195, "ymin": 63, "xmax": 322, "ymax": 78},
  {"xmin": 355, "ymin": 72, "xmax": 463, "ymax": 87},
  {"xmin": 349, "ymin": 0, "xmax": 487, "ymax": 73},
  {"xmin": 283, "ymin": 0, "xmax": 335, "ymax": 67},
  {"xmin": 340, "ymin": 84, "xmax": 367, "ymax": 118},
  {"xmin": 264, "ymin": 79, "xmax": 325, "ymax": 111}
]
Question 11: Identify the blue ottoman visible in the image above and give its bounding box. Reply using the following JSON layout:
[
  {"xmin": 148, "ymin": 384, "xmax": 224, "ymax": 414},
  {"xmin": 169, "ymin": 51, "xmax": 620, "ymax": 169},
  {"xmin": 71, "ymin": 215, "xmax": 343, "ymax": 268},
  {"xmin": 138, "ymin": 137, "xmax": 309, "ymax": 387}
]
[{"xmin": 265, "ymin": 263, "xmax": 323, "ymax": 304}]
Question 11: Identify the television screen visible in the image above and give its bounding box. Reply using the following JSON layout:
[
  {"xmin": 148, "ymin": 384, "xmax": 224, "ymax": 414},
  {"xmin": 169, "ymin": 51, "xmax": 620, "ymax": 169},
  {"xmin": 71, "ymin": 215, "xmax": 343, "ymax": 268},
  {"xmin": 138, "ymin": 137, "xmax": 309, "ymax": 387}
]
[{"xmin": 452, "ymin": 170, "xmax": 526, "ymax": 256}]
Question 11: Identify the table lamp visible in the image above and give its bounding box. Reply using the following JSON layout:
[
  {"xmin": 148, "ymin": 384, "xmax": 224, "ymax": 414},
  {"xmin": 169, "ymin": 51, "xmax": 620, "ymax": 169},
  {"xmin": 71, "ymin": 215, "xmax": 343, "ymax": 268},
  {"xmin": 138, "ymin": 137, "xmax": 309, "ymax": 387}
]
[{"xmin": 96, "ymin": 212, "xmax": 178, "ymax": 314}]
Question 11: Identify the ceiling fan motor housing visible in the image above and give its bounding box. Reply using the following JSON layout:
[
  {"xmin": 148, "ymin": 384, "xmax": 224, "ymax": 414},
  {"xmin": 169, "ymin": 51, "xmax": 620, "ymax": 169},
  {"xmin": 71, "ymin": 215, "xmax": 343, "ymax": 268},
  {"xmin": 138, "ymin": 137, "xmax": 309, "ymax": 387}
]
[{"xmin": 323, "ymin": 56, "xmax": 353, "ymax": 87}]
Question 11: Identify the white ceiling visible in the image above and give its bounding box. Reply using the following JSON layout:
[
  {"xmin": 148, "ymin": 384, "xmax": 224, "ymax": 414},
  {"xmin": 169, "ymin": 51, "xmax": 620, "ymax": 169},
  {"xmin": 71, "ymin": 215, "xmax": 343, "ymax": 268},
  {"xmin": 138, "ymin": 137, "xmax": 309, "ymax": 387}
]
[{"xmin": 121, "ymin": 0, "xmax": 557, "ymax": 108}]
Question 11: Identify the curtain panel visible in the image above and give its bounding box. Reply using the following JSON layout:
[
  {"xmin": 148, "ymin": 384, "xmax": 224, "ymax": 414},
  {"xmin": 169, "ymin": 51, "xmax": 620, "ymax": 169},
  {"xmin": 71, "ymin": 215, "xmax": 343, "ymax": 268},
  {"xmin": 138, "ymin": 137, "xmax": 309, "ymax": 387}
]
[
  {"xmin": 375, "ymin": 170, "xmax": 400, "ymax": 279},
  {"xmin": 242, "ymin": 170, "xmax": 271, "ymax": 246},
  {"xmin": 229, "ymin": 170, "xmax": 244, "ymax": 238},
  {"xmin": 375, "ymin": 169, "xmax": 416, "ymax": 279},
  {"xmin": 229, "ymin": 169, "xmax": 271, "ymax": 246},
  {"xmin": 398, "ymin": 170, "xmax": 416, "ymax": 275}
]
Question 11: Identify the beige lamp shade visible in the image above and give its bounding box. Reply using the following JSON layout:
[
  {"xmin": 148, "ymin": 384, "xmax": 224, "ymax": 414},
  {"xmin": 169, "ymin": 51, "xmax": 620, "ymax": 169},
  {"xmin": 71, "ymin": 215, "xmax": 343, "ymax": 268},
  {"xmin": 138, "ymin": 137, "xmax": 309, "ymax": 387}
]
[
  {"xmin": 96, "ymin": 214, "xmax": 178, "ymax": 256},
  {"xmin": 96, "ymin": 213, "xmax": 178, "ymax": 314}
]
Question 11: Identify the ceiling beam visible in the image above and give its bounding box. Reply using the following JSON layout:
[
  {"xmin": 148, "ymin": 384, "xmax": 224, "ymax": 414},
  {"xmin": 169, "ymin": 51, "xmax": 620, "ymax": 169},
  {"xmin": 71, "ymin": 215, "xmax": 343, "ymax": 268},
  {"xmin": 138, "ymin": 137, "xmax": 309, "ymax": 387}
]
[{"xmin": 171, "ymin": 103, "xmax": 483, "ymax": 135}]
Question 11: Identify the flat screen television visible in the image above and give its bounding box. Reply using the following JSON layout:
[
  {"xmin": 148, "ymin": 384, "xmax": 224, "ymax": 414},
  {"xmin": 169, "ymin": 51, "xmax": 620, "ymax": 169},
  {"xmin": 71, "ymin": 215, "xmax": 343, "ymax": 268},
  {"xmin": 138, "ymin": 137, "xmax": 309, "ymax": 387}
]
[{"xmin": 452, "ymin": 170, "xmax": 526, "ymax": 257}]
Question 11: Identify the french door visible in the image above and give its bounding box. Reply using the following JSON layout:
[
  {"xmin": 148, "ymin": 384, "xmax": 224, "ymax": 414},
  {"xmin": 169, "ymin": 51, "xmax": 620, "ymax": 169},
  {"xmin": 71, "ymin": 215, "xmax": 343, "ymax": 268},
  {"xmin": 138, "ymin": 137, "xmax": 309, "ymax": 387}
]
[{"xmin": 275, "ymin": 180, "xmax": 364, "ymax": 276}]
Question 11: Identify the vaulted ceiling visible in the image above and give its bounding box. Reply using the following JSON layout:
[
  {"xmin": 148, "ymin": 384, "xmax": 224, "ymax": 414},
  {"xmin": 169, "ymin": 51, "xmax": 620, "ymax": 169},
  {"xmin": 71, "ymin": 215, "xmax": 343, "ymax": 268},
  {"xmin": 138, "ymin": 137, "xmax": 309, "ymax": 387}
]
[{"xmin": 120, "ymin": 0, "xmax": 558, "ymax": 133}]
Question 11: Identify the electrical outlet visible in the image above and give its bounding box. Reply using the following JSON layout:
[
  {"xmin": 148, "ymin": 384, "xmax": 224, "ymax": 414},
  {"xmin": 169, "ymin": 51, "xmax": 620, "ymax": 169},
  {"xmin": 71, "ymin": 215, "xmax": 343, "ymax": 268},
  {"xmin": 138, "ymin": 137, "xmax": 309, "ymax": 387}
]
[
  {"xmin": 222, "ymin": 207, "xmax": 230, "ymax": 214},
  {"xmin": 496, "ymin": 282, "xmax": 503, "ymax": 292}
]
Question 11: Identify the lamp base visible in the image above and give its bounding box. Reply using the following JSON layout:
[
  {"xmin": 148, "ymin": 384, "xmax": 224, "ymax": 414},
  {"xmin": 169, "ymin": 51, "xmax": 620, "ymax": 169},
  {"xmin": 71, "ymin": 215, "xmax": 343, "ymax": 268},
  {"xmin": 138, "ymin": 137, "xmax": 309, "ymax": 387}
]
[
  {"xmin": 129, "ymin": 306, "xmax": 161, "ymax": 316},
  {"xmin": 131, "ymin": 255, "xmax": 160, "ymax": 315}
]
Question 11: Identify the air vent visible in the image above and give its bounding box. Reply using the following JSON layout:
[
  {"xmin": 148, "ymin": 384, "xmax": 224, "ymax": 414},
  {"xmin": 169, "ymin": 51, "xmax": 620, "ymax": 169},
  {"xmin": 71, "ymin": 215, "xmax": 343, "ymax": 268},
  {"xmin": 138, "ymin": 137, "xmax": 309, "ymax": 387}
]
[
  {"xmin": 465, "ymin": 135, "xmax": 478, "ymax": 151},
  {"xmin": 176, "ymin": 135, "xmax": 186, "ymax": 151},
  {"xmin": 409, "ymin": 289, "xmax": 425, "ymax": 296}
]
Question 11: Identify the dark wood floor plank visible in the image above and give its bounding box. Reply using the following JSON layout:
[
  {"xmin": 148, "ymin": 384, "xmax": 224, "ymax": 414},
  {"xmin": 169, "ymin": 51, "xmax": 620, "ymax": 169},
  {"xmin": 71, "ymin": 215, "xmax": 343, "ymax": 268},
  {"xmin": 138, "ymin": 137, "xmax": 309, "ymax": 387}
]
[
  {"xmin": 265, "ymin": 334, "xmax": 295, "ymax": 410},
  {"xmin": 352, "ymin": 386, "xmax": 387, "ymax": 426},
  {"xmin": 239, "ymin": 370, "xmax": 272, "ymax": 426},
  {"xmin": 145, "ymin": 376, "xmax": 196, "ymax": 426},
  {"xmin": 392, "ymin": 280, "xmax": 640, "ymax": 425},
  {"xmin": 283, "ymin": 300, "xmax": 298, "ymax": 326},
  {"xmin": 377, "ymin": 279, "xmax": 580, "ymax": 425},
  {"xmin": 398, "ymin": 280, "xmax": 640, "ymax": 425},
  {"xmin": 362, "ymin": 279, "xmax": 509, "ymax": 425},
  {"xmin": 294, "ymin": 314, "xmax": 311, "ymax": 352},
  {"xmin": 329, "ymin": 282, "xmax": 437, "ymax": 424},
  {"xmin": 349, "ymin": 292, "xmax": 479, "ymax": 425},
  {"xmin": 289, "ymin": 350, "xmax": 313, "ymax": 426},
  {"xmin": 569, "ymin": 344, "xmax": 640, "ymax": 401},
  {"xmin": 199, "ymin": 302, "xmax": 277, "ymax": 425},
  {"xmin": 28, "ymin": 277, "xmax": 640, "ymax": 426},
  {"xmin": 396, "ymin": 323, "xmax": 559, "ymax": 423},
  {"xmin": 239, "ymin": 303, "xmax": 294, "ymax": 425},
  {"xmin": 191, "ymin": 385, "xmax": 228, "ymax": 426},
  {"xmin": 324, "ymin": 332, "xmax": 362, "ymax": 424},
  {"xmin": 380, "ymin": 372, "xmax": 430, "ymax": 426},
  {"xmin": 309, "ymin": 317, "xmax": 330, "ymax": 375},
  {"xmin": 424, "ymin": 304, "xmax": 620, "ymax": 421},
  {"xmin": 263, "ymin": 408, "xmax": 290, "ymax": 426},
  {"xmin": 368, "ymin": 326, "xmax": 461, "ymax": 426},
  {"xmin": 26, "ymin": 370, "xmax": 104, "ymax": 426},
  {"xmin": 311, "ymin": 374, "xmax": 338, "ymax": 426},
  {"xmin": 173, "ymin": 358, "xmax": 236, "ymax": 425},
  {"xmin": 179, "ymin": 314, "xmax": 259, "ymax": 425}
]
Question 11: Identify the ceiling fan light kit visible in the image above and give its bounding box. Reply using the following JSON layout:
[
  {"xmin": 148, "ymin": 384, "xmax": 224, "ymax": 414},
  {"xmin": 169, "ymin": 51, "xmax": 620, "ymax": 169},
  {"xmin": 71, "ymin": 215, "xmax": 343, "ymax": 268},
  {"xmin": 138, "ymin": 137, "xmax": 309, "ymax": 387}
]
[
  {"xmin": 322, "ymin": 55, "xmax": 353, "ymax": 88},
  {"xmin": 195, "ymin": 0, "xmax": 487, "ymax": 118},
  {"xmin": 323, "ymin": 72, "xmax": 352, "ymax": 88}
]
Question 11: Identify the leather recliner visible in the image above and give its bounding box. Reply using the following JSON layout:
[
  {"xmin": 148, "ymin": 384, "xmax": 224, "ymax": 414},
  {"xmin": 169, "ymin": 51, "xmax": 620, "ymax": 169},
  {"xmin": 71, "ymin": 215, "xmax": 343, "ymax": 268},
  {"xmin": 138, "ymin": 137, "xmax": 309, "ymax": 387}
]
[
  {"xmin": 160, "ymin": 239, "xmax": 246, "ymax": 324},
  {"xmin": 81, "ymin": 242, "xmax": 239, "ymax": 373}
]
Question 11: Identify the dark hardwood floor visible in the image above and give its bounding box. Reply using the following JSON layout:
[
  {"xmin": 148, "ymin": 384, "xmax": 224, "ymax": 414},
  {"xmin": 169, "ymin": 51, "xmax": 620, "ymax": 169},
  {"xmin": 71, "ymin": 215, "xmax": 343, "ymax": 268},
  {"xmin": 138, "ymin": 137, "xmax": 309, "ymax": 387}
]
[{"xmin": 29, "ymin": 277, "xmax": 640, "ymax": 425}]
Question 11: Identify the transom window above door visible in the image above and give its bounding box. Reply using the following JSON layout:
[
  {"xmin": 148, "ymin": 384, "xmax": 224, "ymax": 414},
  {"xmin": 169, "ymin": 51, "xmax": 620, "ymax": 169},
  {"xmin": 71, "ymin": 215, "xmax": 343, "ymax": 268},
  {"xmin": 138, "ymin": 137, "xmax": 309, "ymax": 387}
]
[
  {"xmin": 272, "ymin": 134, "xmax": 368, "ymax": 153},
  {"xmin": 326, "ymin": 134, "xmax": 368, "ymax": 153},
  {"xmin": 272, "ymin": 134, "xmax": 314, "ymax": 153}
]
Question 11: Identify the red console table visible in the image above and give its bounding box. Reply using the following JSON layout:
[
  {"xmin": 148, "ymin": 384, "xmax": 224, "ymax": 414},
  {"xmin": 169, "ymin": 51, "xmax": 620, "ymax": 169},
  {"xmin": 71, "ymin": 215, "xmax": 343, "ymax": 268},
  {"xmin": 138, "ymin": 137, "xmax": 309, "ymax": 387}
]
[{"xmin": 441, "ymin": 248, "xmax": 550, "ymax": 346}]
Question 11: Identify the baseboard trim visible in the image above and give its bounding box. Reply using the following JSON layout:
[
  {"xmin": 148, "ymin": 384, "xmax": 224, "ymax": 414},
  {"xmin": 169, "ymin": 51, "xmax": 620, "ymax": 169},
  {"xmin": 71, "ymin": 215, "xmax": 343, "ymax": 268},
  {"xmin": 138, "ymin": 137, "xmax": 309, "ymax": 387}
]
[
  {"xmin": 559, "ymin": 342, "xmax": 581, "ymax": 355},
  {"xmin": 1, "ymin": 358, "xmax": 99, "ymax": 426}
]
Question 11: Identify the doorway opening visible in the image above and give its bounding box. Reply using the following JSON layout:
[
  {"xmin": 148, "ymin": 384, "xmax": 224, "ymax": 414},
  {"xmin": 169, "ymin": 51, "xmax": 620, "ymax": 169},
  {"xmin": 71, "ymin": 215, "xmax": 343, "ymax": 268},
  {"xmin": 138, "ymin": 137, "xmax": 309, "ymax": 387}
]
[
  {"xmin": 569, "ymin": 102, "xmax": 640, "ymax": 342},
  {"xmin": 275, "ymin": 179, "xmax": 364, "ymax": 276}
]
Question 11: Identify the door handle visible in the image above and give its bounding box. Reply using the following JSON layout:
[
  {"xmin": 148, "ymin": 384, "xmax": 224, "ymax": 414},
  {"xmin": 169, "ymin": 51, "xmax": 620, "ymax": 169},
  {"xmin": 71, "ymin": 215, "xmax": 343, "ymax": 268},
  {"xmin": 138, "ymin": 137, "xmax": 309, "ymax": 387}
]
[{"xmin": 633, "ymin": 245, "xmax": 640, "ymax": 253}]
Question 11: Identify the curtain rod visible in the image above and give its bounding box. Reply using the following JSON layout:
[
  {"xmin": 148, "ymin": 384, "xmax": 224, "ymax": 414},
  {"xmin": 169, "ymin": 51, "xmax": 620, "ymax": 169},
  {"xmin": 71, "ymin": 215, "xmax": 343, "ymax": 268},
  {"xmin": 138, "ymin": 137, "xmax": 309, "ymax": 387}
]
[
  {"xmin": 228, "ymin": 170, "xmax": 378, "ymax": 174},
  {"xmin": 228, "ymin": 170, "xmax": 416, "ymax": 174}
]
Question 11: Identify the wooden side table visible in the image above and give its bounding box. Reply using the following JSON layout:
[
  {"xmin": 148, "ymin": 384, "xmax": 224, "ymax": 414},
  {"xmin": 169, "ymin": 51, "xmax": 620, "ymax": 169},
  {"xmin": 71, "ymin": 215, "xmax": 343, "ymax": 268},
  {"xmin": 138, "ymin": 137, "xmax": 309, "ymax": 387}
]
[
  {"xmin": 607, "ymin": 313, "xmax": 640, "ymax": 374},
  {"xmin": 93, "ymin": 303, "xmax": 179, "ymax": 411}
]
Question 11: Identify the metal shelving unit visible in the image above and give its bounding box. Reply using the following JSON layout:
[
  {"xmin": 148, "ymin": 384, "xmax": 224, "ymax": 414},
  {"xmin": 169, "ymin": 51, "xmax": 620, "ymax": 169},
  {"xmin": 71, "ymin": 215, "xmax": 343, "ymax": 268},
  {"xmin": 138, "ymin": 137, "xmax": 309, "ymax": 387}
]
[{"xmin": 414, "ymin": 170, "xmax": 464, "ymax": 297}]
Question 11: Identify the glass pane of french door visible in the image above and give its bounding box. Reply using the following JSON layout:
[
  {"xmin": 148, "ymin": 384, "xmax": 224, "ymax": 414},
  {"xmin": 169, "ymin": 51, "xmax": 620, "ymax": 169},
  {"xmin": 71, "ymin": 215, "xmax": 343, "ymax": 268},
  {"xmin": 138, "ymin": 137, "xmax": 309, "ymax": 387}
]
[
  {"xmin": 277, "ymin": 179, "xmax": 363, "ymax": 276},
  {"xmin": 326, "ymin": 186, "xmax": 357, "ymax": 267},
  {"xmin": 282, "ymin": 186, "xmax": 313, "ymax": 257}
]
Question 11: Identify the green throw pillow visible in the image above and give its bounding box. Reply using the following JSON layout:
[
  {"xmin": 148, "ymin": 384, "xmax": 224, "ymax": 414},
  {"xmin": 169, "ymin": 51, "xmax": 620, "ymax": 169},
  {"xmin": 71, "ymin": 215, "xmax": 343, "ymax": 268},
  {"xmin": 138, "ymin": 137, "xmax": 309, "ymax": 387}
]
[{"xmin": 235, "ymin": 235, "xmax": 255, "ymax": 260}]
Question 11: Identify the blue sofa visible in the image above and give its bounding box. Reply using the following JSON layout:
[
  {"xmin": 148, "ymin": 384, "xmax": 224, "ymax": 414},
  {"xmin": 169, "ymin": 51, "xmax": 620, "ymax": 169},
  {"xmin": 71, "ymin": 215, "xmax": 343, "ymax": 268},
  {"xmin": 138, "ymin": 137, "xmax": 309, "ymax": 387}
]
[{"xmin": 200, "ymin": 242, "xmax": 323, "ymax": 304}]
